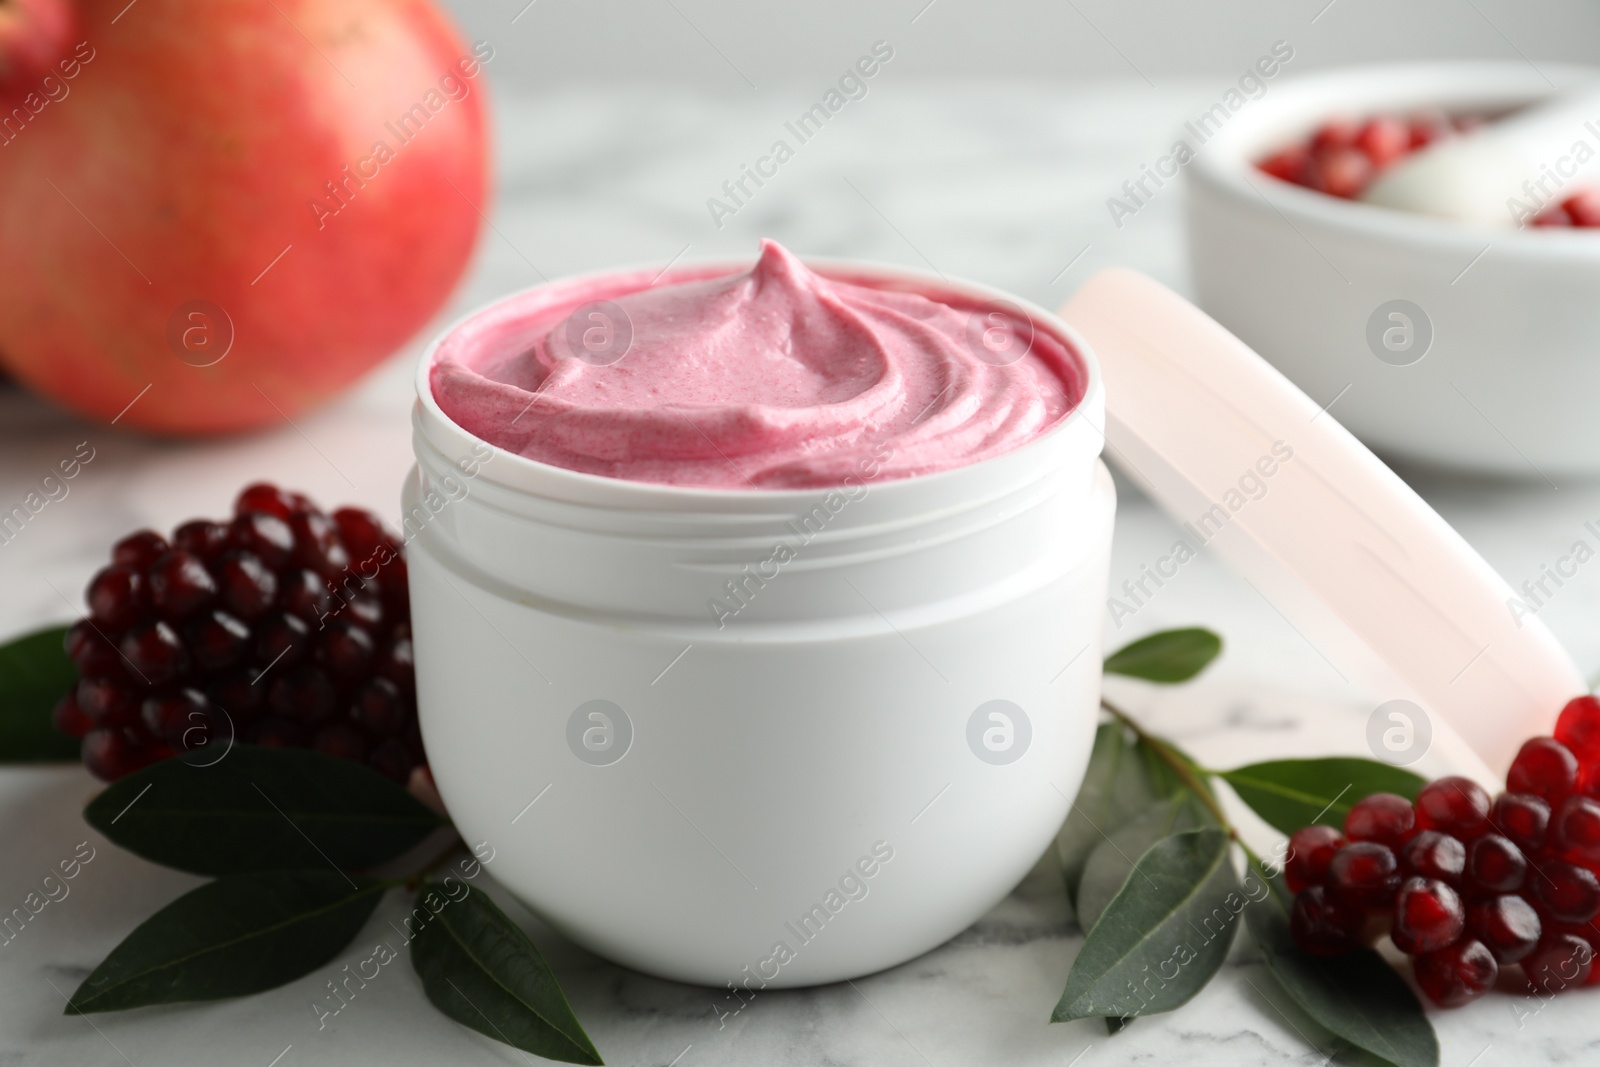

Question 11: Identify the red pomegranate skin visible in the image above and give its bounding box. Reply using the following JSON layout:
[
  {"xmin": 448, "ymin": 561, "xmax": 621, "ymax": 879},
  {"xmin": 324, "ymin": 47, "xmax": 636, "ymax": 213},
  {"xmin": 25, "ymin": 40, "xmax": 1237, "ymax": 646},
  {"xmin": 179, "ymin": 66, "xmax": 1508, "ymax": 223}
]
[{"xmin": 0, "ymin": 0, "xmax": 488, "ymax": 433}]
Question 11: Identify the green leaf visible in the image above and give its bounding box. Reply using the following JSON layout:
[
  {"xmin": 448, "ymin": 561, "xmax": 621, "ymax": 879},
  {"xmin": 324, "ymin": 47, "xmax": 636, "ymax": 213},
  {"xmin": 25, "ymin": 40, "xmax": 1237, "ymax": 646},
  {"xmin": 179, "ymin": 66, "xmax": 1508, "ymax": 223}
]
[
  {"xmin": 1219, "ymin": 758, "xmax": 1428, "ymax": 836},
  {"xmin": 1052, "ymin": 829, "xmax": 1241, "ymax": 1021},
  {"xmin": 85, "ymin": 745, "xmax": 444, "ymax": 876},
  {"xmin": 66, "ymin": 870, "xmax": 386, "ymax": 1013},
  {"xmin": 1103, "ymin": 628, "xmax": 1222, "ymax": 684},
  {"xmin": 0, "ymin": 625, "xmax": 80, "ymax": 762},
  {"xmin": 1057, "ymin": 723, "xmax": 1186, "ymax": 897},
  {"xmin": 1105, "ymin": 1016, "xmax": 1132, "ymax": 1034},
  {"xmin": 412, "ymin": 882, "xmax": 602, "ymax": 1065},
  {"xmin": 1074, "ymin": 796, "xmax": 1214, "ymax": 933},
  {"xmin": 1244, "ymin": 872, "xmax": 1438, "ymax": 1067}
]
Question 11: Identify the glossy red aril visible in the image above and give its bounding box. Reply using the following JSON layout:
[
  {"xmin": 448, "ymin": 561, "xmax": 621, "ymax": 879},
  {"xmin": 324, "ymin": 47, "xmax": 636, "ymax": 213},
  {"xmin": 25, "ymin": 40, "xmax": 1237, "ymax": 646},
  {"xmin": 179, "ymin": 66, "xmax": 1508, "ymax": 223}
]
[
  {"xmin": 1325, "ymin": 842, "xmax": 1401, "ymax": 910},
  {"xmin": 1391, "ymin": 877, "xmax": 1464, "ymax": 954},
  {"xmin": 1465, "ymin": 894, "xmax": 1540, "ymax": 964},
  {"xmin": 1285, "ymin": 825, "xmax": 1345, "ymax": 893},
  {"xmin": 1345, "ymin": 792, "xmax": 1416, "ymax": 849},
  {"xmin": 1414, "ymin": 777, "xmax": 1492, "ymax": 840},
  {"xmin": 1465, "ymin": 834, "xmax": 1526, "ymax": 894},
  {"xmin": 1491, "ymin": 792, "xmax": 1550, "ymax": 854},
  {"xmin": 1556, "ymin": 695, "xmax": 1600, "ymax": 763},
  {"xmin": 1532, "ymin": 860, "xmax": 1600, "ymax": 924},
  {"xmin": 57, "ymin": 485, "xmax": 416, "ymax": 782},
  {"xmin": 1286, "ymin": 698, "xmax": 1600, "ymax": 1009},
  {"xmin": 1506, "ymin": 737, "xmax": 1579, "ymax": 803},
  {"xmin": 1257, "ymin": 111, "xmax": 1600, "ymax": 221},
  {"xmin": 1523, "ymin": 932, "xmax": 1594, "ymax": 993},
  {"xmin": 1400, "ymin": 830, "xmax": 1465, "ymax": 884},
  {"xmin": 1553, "ymin": 795, "xmax": 1600, "ymax": 864},
  {"xmin": 111, "ymin": 530, "xmax": 169, "ymax": 569},
  {"xmin": 1290, "ymin": 885, "xmax": 1361, "ymax": 956},
  {"xmin": 1414, "ymin": 939, "xmax": 1497, "ymax": 1007}
]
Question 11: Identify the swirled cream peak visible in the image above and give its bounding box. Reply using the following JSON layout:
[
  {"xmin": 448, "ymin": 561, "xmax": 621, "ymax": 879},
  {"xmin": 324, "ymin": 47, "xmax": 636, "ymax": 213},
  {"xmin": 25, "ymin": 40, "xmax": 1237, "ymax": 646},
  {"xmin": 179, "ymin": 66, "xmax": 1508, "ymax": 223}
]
[{"xmin": 429, "ymin": 241, "xmax": 1083, "ymax": 488}]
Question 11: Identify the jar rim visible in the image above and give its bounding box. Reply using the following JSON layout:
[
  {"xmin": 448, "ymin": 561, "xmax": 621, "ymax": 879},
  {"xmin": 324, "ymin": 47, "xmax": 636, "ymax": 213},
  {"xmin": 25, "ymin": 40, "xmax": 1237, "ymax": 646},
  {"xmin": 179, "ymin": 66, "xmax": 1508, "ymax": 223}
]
[{"xmin": 413, "ymin": 253, "xmax": 1106, "ymax": 509}]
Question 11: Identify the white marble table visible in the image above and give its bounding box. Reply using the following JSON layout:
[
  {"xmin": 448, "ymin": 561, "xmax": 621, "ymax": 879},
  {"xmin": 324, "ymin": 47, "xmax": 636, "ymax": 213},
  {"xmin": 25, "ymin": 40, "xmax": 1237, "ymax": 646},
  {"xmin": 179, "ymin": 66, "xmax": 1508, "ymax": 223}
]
[{"xmin": 4, "ymin": 83, "xmax": 1599, "ymax": 1066}]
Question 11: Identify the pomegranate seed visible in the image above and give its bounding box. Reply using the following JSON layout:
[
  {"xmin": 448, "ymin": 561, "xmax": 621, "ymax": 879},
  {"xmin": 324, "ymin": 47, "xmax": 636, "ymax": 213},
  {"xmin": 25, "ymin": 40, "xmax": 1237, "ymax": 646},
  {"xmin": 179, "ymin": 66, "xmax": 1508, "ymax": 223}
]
[
  {"xmin": 1259, "ymin": 146, "xmax": 1310, "ymax": 184},
  {"xmin": 1290, "ymin": 884, "xmax": 1361, "ymax": 956},
  {"xmin": 1532, "ymin": 860, "xmax": 1600, "ymax": 924},
  {"xmin": 1415, "ymin": 777, "xmax": 1492, "ymax": 840},
  {"xmin": 216, "ymin": 551, "xmax": 279, "ymax": 621},
  {"xmin": 52, "ymin": 692, "xmax": 92, "ymax": 739},
  {"xmin": 332, "ymin": 507, "xmax": 392, "ymax": 565},
  {"xmin": 246, "ymin": 716, "xmax": 306, "ymax": 748},
  {"xmin": 1345, "ymin": 792, "xmax": 1416, "ymax": 849},
  {"xmin": 87, "ymin": 565, "xmax": 147, "ymax": 629},
  {"xmin": 254, "ymin": 612, "xmax": 311, "ymax": 671},
  {"xmin": 380, "ymin": 555, "xmax": 410, "ymax": 620},
  {"xmin": 140, "ymin": 688, "xmax": 209, "ymax": 746},
  {"xmin": 353, "ymin": 677, "xmax": 408, "ymax": 735},
  {"xmin": 1326, "ymin": 841, "xmax": 1402, "ymax": 910},
  {"xmin": 1286, "ymin": 825, "xmax": 1345, "ymax": 893},
  {"xmin": 317, "ymin": 621, "xmax": 375, "ymax": 683},
  {"xmin": 111, "ymin": 530, "xmax": 169, "ymax": 569},
  {"xmin": 185, "ymin": 610, "xmax": 251, "ymax": 672},
  {"xmin": 1466, "ymin": 834, "xmax": 1527, "ymax": 894},
  {"xmin": 1523, "ymin": 931, "xmax": 1594, "ymax": 993},
  {"xmin": 1400, "ymin": 830, "xmax": 1465, "ymax": 884},
  {"xmin": 344, "ymin": 590, "xmax": 385, "ymax": 631},
  {"xmin": 1355, "ymin": 116, "xmax": 1410, "ymax": 167},
  {"xmin": 1555, "ymin": 695, "xmax": 1600, "ymax": 763},
  {"xmin": 227, "ymin": 512, "xmax": 294, "ymax": 570},
  {"xmin": 148, "ymin": 550, "xmax": 218, "ymax": 621},
  {"xmin": 172, "ymin": 520, "xmax": 229, "ymax": 565},
  {"xmin": 234, "ymin": 483, "xmax": 296, "ymax": 520},
  {"xmin": 280, "ymin": 568, "xmax": 334, "ymax": 626},
  {"xmin": 77, "ymin": 676, "xmax": 137, "ymax": 727},
  {"xmin": 1309, "ymin": 117, "xmax": 1359, "ymax": 155},
  {"xmin": 1563, "ymin": 189, "xmax": 1600, "ymax": 227},
  {"xmin": 312, "ymin": 722, "xmax": 368, "ymax": 763},
  {"xmin": 268, "ymin": 666, "xmax": 337, "ymax": 724},
  {"xmin": 1414, "ymin": 938, "xmax": 1497, "ymax": 1007},
  {"xmin": 120, "ymin": 621, "xmax": 190, "ymax": 686},
  {"xmin": 1310, "ymin": 147, "xmax": 1372, "ymax": 199},
  {"xmin": 1553, "ymin": 795, "xmax": 1600, "ymax": 864},
  {"xmin": 288, "ymin": 509, "xmax": 350, "ymax": 580},
  {"xmin": 1491, "ymin": 792, "xmax": 1551, "ymax": 854},
  {"xmin": 204, "ymin": 668, "xmax": 264, "ymax": 722},
  {"xmin": 65, "ymin": 619, "xmax": 123, "ymax": 677},
  {"xmin": 1391, "ymin": 877, "xmax": 1465, "ymax": 954},
  {"xmin": 1466, "ymin": 894, "xmax": 1540, "ymax": 964},
  {"xmin": 81, "ymin": 727, "xmax": 153, "ymax": 782},
  {"xmin": 376, "ymin": 634, "xmax": 414, "ymax": 688},
  {"xmin": 63, "ymin": 485, "xmax": 417, "ymax": 781},
  {"xmin": 1506, "ymin": 737, "xmax": 1578, "ymax": 803}
]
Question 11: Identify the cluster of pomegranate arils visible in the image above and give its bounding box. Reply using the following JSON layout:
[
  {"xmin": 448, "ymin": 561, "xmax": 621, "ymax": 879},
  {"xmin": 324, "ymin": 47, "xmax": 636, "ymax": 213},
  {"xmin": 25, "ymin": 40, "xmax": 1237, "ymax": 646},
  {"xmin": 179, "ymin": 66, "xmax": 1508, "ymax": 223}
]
[
  {"xmin": 51, "ymin": 484, "xmax": 420, "ymax": 784},
  {"xmin": 1287, "ymin": 695, "xmax": 1600, "ymax": 1007},
  {"xmin": 1257, "ymin": 112, "xmax": 1600, "ymax": 227}
]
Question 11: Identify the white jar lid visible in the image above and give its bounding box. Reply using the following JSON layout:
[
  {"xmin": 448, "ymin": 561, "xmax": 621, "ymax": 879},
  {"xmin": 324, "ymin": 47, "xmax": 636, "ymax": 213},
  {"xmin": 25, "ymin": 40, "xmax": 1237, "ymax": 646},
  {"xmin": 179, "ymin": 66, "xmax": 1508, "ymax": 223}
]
[{"xmin": 1060, "ymin": 268, "xmax": 1585, "ymax": 771}]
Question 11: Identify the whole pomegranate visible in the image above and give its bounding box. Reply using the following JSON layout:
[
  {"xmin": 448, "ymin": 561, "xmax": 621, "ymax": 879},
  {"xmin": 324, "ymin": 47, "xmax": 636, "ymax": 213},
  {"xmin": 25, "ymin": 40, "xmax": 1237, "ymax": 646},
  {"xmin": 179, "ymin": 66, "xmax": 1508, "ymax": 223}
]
[{"xmin": 0, "ymin": 0, "xmax": 487, "ymax": 432}]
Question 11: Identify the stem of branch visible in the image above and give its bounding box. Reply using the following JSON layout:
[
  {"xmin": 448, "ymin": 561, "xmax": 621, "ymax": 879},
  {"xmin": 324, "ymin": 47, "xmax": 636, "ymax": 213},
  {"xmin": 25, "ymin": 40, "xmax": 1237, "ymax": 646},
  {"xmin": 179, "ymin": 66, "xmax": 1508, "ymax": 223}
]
[{"xmin": 1101, "ymin": 697, "xmax": 1236, "ymax": 838}]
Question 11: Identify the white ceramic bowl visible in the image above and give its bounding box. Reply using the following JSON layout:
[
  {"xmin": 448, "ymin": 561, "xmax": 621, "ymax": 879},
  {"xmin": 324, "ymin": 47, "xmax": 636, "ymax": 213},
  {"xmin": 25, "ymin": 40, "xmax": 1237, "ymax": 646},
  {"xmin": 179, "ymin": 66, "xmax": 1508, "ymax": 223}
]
[
  {"xmin": 1187, "ymin": 61, "xmax": 1600, "ymax": 479},
  {"xmin": 405, "ymin": 258, "xmax": 1114, "ymax": 987}
]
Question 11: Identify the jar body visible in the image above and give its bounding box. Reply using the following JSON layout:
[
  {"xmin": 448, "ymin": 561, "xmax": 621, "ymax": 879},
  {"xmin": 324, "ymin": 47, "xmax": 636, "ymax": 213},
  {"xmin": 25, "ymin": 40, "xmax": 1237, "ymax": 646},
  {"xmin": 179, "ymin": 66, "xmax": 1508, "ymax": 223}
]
[{"xmin": 407, "ymin": 258, "xmax": 1113, "ymax": 987}]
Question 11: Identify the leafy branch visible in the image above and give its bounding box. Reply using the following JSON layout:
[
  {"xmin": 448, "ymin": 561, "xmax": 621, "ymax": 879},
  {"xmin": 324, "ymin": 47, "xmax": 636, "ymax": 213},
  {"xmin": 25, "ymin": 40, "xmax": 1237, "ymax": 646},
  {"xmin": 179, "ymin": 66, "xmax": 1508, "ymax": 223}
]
[{"xmin": 1056, "ymin": 627, "xmax": 1439, "ymax": 1067}]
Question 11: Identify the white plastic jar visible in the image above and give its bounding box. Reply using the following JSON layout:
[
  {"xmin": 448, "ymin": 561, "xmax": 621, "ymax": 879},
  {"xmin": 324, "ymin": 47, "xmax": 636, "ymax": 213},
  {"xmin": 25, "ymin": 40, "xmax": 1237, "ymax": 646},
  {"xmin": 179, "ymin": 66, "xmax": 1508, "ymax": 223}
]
[{"xmin": 405, "ymin": 258, "xmax": 1113, "ymax": 987}]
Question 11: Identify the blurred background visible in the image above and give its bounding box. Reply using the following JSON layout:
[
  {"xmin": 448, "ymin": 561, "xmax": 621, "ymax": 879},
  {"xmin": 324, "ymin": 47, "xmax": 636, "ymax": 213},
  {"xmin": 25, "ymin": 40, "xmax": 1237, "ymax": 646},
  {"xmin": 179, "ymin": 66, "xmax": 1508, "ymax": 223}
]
[{"xmin": 443, "ymin": 0, "xmax": 1600, "ymax": 85}]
